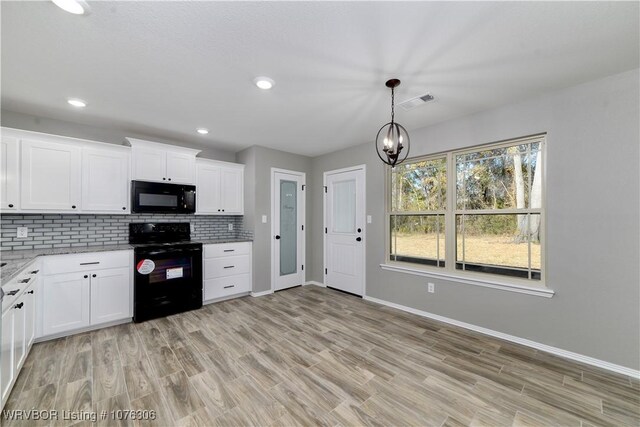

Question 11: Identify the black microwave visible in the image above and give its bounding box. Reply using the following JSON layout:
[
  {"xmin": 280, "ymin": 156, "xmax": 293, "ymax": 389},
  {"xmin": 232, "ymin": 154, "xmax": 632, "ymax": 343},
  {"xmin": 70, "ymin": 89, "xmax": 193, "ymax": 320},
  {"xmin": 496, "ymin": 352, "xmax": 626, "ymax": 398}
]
[{"xmin": 131, "ymin": 181, "xmax": 196, "ymax": 214}]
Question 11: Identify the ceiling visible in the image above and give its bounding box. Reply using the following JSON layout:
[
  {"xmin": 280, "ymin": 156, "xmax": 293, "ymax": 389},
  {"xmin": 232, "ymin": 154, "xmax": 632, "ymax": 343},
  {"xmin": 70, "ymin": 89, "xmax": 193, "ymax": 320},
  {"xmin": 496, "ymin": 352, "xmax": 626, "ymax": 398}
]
[{"xmin": 2, "ymin": 1, "xmax": 638, "ymax": 156}]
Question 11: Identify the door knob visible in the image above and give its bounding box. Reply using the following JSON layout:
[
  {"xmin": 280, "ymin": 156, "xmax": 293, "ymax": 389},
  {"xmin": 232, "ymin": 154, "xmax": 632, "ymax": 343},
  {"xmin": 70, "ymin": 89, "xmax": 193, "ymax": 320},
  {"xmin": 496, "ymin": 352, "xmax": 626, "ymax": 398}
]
[
  {"xmin": 275, "ymin": 235, "xmax": 281, "ymax": 240},
  {"xmin": 356, "ymin": 237, "xmax": 362, "ymax": 242}
]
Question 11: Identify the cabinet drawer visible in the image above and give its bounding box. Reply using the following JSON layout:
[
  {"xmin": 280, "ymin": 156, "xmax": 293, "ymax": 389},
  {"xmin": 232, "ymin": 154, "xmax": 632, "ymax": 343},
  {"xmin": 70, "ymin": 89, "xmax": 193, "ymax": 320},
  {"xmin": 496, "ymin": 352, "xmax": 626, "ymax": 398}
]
[
  {"xmin": 204, "ymin": 274, "xmax": 250, "ymax": 300},
  {"xmin": 42, "ymin": 251, "xmax": 131, "ymax": 275},
  {"xmin": 204, "ymin": 255, "xmax": 250, "ymax": 278},
  {"xmin": 1, "ymin": 262, "xmax": 40, "ymax": 314},
  {"xmin": 204, "ymin": 242, "xmax": 251, "ymax": 259}
]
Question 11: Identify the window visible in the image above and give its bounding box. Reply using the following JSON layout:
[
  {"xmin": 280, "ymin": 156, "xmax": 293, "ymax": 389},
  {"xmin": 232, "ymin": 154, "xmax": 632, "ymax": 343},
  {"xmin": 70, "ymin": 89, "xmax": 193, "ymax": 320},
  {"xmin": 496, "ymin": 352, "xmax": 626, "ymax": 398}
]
[{"xmin": 387, "ymin": 135, "xmax": 545, "ymax": 283}]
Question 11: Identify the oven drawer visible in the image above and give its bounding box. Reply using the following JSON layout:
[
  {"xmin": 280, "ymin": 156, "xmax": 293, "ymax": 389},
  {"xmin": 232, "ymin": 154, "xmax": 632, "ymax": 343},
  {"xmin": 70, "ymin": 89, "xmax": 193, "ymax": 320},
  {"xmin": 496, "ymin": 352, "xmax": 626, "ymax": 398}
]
[
  {"xmin": 204, "ymin": 242, "xmax": 251, "ymax": 258},
  {"xmin": 204, "ymin": 255, "xmax": 250, "ymax": 278},
  {"xmin": 204, "ymin": 274, "xmax": 250, "ymax": 300},
  {"xmin": 42, "ymin": 251, "xmax": 131, "ymax": 275}
]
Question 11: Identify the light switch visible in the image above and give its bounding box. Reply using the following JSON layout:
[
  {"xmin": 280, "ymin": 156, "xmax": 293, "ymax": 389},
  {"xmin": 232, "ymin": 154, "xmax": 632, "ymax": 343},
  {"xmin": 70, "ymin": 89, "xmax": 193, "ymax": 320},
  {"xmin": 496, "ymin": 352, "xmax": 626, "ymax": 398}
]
[
  {"xmin": 367, "ymin": 215, "xmax": 372, "ymax": 224},
  {"xmin": 262, "ymin": 215, "xmax": 268, "ymax": 223},
  {"xmin": 228, "ymin": 223, "xmax": 234, "ymax": 231}
]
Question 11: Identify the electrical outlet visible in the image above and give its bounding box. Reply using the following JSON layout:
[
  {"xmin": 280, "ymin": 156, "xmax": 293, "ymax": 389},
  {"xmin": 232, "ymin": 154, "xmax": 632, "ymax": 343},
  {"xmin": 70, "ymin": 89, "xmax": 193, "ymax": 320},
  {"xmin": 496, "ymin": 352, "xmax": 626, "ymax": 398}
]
[
  {"xmin": 190, "ymin": 223, "xmax": 195, "ymax": 233},
  {"xmin": 228, "ymin": 223, "xmax": 234, "ymax": 231},
  {"xmin": 428, "ymin": 282, "xmax": 435, "ymax": 293},
  {"xmin": 17, "ymin": 227, "xmax": 28, "ymax": 239},
  {"xmin": 261, "ymin": 215, "xmax": 268, "ymax": 224},
  {"xmin": 367, "ymin": 215, "xmax": 372, "ymax": 224}
]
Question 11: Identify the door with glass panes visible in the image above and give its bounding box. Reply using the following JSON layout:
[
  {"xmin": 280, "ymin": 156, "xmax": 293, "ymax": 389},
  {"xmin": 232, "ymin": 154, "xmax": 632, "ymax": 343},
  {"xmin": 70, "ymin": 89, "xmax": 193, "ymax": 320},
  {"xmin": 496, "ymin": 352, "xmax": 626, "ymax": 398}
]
[{"xmin": 272, "ymin": 170, "xmax": 305, "ymax": 291}]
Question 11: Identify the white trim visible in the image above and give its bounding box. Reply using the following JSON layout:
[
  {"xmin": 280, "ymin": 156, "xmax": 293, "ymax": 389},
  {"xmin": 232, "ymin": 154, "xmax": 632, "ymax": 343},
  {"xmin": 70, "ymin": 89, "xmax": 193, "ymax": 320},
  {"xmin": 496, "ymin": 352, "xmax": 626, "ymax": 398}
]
[
  {"xmin": 250, "ymin": 290, "xmax": 274, "ymax": 298},
  {"xmin": 380, "ymin": 263, "xmax": 554, "ymax": 298},
  {"xmin": 303, "ymin": 281, "xmax": 326, "ymax": 287},
  {"xmin": 271, "ymin": 168, "xmax": 306, "ymax": 293},
  {"xmin": 323, "ymin": 164, "xmax": 367, "ymax": 296},
  {"xmin": 363, "ymin": 294, "xmax": 639, "ymax": 379}
]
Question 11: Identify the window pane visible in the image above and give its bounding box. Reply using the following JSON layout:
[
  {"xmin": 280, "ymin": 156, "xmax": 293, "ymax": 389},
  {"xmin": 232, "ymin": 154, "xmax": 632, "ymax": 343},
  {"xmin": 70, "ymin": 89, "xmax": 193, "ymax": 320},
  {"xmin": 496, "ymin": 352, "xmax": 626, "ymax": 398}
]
[
  {"xmin": 456, "ymin": 214, "xmax": 540, "ymax": 279},
  {"xmin": 391, "ymin": 157, "xmax": 446, "ymax": 211},
  {"xmin": 279, "ymin": 180, "xmax": 297, "ymax": 276},
  {"xmin": 390, "ymin": 214, "xmax": 445, "ymax": 267},
  {"xmin": 456, "ymin": 141, "xmax": 542, "ymax": 210},
  {"xmin": 332, "ymin": 179, "xmax": 356, "ymax": 233}
]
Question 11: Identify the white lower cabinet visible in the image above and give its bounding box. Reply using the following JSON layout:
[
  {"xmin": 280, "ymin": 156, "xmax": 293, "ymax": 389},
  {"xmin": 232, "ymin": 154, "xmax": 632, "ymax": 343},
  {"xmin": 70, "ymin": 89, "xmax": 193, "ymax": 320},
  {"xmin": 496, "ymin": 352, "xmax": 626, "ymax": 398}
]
[
  {"xmin": 1, "ymin": 307, "xmax": 15, "ymax": 407},
  {"xmin": 204, "ymin": 242, "xmax": 252, "ymax": 301},
  {"xmin": 1, "ymin": 264, "xmax": 39, "ymax": 409},
  {"xmin": 42, "ymin": 272, "xmax": 91, "ymax": 337},
  {"xmin": 39, "ymin": 251, "xmax": 132, "ymax": 339},
  {"xmin": 90, "ymin": 267, "xmax": 131, "ymax": 325}
]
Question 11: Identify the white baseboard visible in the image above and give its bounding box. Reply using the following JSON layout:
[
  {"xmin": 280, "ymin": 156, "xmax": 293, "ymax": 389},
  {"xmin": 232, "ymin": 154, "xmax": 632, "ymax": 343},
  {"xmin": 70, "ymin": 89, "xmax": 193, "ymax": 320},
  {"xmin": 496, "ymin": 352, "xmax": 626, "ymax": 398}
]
[
  {"xmin": 304, "ymin": 281, "xmax": 326, "ymax": 287},
  {"xmin": 361, "ymin": 294, "xmax": 640, "ymax": 379},
  {"xmin": 251, "ymin": 290, "xmax": 274, "ymax": 297}
]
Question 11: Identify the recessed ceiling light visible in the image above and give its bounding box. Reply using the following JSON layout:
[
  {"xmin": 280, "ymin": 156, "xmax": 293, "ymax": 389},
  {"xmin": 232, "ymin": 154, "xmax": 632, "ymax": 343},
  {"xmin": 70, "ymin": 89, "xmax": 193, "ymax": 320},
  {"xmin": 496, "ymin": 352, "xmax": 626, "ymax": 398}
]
[
  {"xmin": 196, "ymin": 128, "xmax": 209, "ymax": 135},
  {"xmin": 254, "ymin": 77, "xmax": 275, "ymax": 90},
  {"xmin": 67, "ymin": 98, "xmax": 87, "ymax": 108},
  {"xmin": 51, "ymin": 0, "xmax": 90, "ymax": 15}
]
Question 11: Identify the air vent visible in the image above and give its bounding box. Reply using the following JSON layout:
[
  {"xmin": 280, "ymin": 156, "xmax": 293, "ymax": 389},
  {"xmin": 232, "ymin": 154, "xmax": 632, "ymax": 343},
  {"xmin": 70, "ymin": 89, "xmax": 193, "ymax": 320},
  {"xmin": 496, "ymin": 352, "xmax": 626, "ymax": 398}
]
[{"xmin": 399, "ymin": 93, "xmax": 435, "ymax": 111}]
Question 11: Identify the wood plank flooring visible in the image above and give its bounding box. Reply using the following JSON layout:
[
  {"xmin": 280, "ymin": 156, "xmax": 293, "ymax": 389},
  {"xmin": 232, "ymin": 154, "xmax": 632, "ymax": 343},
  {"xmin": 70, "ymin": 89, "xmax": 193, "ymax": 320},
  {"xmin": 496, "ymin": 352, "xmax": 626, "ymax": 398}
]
[{"xmin": 3, "ymin": 286, "xmax": 639, "ymax": 426}]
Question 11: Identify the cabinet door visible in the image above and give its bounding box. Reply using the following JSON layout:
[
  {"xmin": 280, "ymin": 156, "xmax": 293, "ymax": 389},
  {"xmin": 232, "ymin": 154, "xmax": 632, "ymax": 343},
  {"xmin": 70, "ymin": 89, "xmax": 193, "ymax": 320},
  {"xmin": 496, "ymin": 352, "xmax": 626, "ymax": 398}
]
[
  {"xmin": 1, "ymin": 308, "xmax": 14, "ymax": 405},
  {"xmin": 12, "ymin": 297, "xmax": 27, "ymax": 373},
  {"xmin": 196, "ymin": 163, "xmax": 221, "ymax": 213},
  {"xmin": 21, "ymin": 139, "xmax": 81, "ymax": 211},
  {"xmin": 132, "ymin": 147, "xmax": 166, "ymax": 182},
  {"xmin": 90, "ymin": 267, "xmax": 131, "ymax": 325},
  {"xmin": 166, "ymin": 152, "xmax": 195, "ymax": 184},
  {"xmin": 24, "ymin": 287, "xmax": 36, "ymax": 349},
  {"xmin": 0, "ymin": 136, "xmax": 19, "ymax": 212},
  {"xmin": 221, "ymin": 167, "xmax": 243, "ymax": 214},
  {"xmin": 82, "ymin": 148, "xmax": 130, "ymax": 213},
  {"xmin": 42, "ymin": 273, "xmax": 90, "ymax": 337}
]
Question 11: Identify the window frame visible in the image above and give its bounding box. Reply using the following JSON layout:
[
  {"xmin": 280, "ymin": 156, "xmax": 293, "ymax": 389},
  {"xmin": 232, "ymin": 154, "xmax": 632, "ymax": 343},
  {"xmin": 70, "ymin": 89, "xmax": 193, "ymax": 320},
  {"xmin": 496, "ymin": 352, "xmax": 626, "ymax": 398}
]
[{"xmin": 384, "ymin": 134, "xmax": 548, "ymax": 293}]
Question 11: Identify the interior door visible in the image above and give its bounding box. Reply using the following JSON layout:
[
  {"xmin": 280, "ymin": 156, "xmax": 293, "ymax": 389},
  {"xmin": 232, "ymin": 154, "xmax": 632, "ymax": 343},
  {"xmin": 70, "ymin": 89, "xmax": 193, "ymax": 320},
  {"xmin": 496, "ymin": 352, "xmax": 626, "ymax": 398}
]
[
  {"xmin": 273, "ymin": 170, "xmax": 305, "ymax": 291},
  {"xmin": 324, "ymin": 166, "xmax": 366, "ymax": 296}
]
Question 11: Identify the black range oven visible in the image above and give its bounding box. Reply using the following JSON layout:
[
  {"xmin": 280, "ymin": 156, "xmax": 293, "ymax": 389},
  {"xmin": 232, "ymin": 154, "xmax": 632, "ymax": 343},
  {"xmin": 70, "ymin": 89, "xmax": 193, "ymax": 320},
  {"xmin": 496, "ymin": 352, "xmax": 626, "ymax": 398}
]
[
  {"xmin": 130, "ymin": 223, "xmax": 202, "ymax": 322},
  {"xmin": 131, "ymin": 180, "xmax": 196, "ymax": 214}
]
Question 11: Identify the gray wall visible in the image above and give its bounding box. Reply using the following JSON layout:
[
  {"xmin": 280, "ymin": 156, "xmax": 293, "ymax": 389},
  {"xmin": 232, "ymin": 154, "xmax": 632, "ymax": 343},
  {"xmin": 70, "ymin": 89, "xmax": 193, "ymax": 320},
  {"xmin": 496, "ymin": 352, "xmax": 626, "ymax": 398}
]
[
  {"xmin": 0, "ymin": 213, "xmax": 251, "ymax": 250},
  {"xmin": 309, "ymin": 69, "xmax": 640, "ymax": 370},
  {"xmin": 1, "ymin": 110, "xmax": 237, "ymax": 162},
  {"xmin": 236, "ymin": 146, "xmax": 312, "ymax": 293}
]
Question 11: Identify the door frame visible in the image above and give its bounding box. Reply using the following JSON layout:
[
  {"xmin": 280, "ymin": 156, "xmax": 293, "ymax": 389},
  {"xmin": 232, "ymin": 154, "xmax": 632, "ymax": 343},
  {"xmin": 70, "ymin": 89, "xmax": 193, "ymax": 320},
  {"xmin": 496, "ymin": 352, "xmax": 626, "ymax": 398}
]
[
  {"xmin": 323, "ymin": 164, "xmax": 367, "ymax": 296},
  {"xmin": 271, "ymin": 168, "xmax": 306, "ymax": 292}
]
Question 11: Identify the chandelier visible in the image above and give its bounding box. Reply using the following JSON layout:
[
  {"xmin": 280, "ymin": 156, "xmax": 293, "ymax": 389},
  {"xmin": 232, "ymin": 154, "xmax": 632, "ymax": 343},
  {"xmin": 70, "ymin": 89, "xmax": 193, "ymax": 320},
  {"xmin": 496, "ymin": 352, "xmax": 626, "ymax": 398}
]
[{"xmin": 375, "ymin": 79, "xmax": 410, "ymax": 167}]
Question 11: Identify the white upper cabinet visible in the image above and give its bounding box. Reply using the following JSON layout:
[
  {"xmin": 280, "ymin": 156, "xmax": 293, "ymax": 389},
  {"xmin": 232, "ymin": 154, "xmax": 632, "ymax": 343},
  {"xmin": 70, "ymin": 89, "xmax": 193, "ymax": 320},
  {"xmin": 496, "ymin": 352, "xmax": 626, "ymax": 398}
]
[
  {"xmin": 221, "ymin": 166, "xmax": 244, "ymax": 214},
  {"xmin": 196, "ymin": 159, "xmax": 244, "ymax": 215},
  {"xmin": 128, "ymin": 138, "xmax": 200, "ymax": 184},
  {"xmin": 82, "ymin": 147, "xmax": 130, "ymax": 213},
  {"xmin": 20, "ymin": 138, "xmax": 82, "ymax": 211},
  {"xmin": 196, "ymin": 161, "xmax": 221, "ymax": 213},
  {"xmin": 1, "ymin": 136, "xmax": 20, "ymax": 212}
]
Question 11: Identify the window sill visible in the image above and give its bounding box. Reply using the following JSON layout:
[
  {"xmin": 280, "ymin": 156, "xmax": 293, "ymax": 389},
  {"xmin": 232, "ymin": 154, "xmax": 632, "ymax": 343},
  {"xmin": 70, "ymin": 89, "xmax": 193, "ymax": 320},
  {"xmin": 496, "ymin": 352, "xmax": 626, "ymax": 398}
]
[{"xmin": 379, "ymin": 263, "xmax": 555, "ymax": 298}]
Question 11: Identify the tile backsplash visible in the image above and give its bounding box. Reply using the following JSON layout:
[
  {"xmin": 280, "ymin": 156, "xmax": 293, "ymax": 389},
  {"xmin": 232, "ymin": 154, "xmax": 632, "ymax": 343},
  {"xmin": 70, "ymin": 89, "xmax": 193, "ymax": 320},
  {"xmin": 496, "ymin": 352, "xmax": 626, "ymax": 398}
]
[{"xmin": 0, "ymin": 214, "xmax": 252, "ymax": 250}]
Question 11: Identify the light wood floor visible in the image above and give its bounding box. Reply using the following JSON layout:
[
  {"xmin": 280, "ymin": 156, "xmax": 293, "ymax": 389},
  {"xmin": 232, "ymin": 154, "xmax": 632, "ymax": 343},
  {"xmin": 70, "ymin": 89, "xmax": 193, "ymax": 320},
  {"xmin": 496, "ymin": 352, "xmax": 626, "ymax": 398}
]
[{"xmin": 3, "ymin": 286, "xmax": 639, "ymax": 426}]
